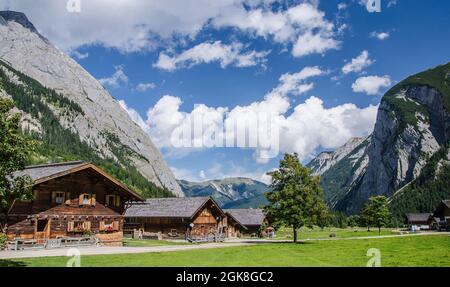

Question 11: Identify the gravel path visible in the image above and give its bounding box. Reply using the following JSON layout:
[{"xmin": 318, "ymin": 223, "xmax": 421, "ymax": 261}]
[{"xmin": 0, "ymin": 242, "xmax": 254, "ymax": 260}]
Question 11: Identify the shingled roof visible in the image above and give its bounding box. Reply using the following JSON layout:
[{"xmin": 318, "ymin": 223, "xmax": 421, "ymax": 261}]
[
  {"xmin": 124, "ymin": 197, "xmax": 222, "ymax": 218},
  {"xmin": 13, "ymin": 161, "xmax": 144, "ymax": 201},
  {"xmin": 13, "ymin": 161, "xmax": 86, "ymax": 182},
  {"xmin": 224, "ymin": 209, "xmax": 266, "ymax": 227},
  {"xmin": 405, "ymin": 213, "xmax": 432, "ymax": 223}
]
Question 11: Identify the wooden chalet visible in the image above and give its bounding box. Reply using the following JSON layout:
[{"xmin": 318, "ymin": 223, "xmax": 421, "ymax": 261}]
[
  {"xmin": 405, "ymin": 213, "xmax": 432, "ymax": 230},
  {"xmin": 5, "ymin": 162, "xmax": 144, "ymax": 245},
  {"xmin": 432, "ymin": 200, "xmax": 450, "ymax": 231},
  {"xmin": 124, "ymin": 197, "xmax": 228, "ymax": 240},
  {"xmin": 224, "ymin": 209, "xmax": 268, "ymax": 237}
]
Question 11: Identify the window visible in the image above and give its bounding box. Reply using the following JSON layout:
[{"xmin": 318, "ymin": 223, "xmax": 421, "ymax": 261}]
[
  {"xmin": 82, "ymin": 194, "xmax": 90, "ymax": 205},
  {"xmin": 36, "ymin": 219, "xmax": 48, "ymax": 232},
  {"xmin": 105, "ymin": 194, "xmax": 120, "ymax": 207},
  {"xmin": 55, "ymin": 192, "xmax": 65, "ymax": 204},
  {"xmin": 79, "ymin": 193, "xmax": 95, "ymax": 205},
  {"xmin": 68, "ymin": 221, "xmax": 91, "ymax": 232}
]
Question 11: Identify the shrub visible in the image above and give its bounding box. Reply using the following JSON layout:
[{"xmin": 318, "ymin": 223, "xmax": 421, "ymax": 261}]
[{"xmin": 0, "ymin": 233, "xmax": 7, "ymax": 249}]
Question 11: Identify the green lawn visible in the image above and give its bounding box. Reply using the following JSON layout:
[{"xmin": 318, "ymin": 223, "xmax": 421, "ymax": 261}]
[
  {"xmin": 1, "ymin": 234, "xmax": 448, "ymax": 267},
  {"xmin": 123, "ymin": 238, "xmax": 189, "ymax": 247},
  {"xmin": 272, "ymin": 226, "xmax": 399, "ymax": 240}
]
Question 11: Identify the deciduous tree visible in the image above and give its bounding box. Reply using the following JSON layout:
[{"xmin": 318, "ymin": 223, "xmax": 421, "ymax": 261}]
[
  {"xmin": 0, "ymin": 99, "xmax": 34, "ymax": 229},
  {"xmin": 265, "ymin": 153, "xmax": 328, "ymax": 243}
]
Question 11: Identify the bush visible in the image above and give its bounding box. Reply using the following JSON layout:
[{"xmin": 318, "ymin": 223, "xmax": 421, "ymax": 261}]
[{"xmin": 0, "ymin": 233, "xmax": 7, "ymax": 249}]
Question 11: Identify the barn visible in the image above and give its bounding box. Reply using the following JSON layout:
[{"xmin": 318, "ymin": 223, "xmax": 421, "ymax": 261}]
[
  {"xmin": 5, "ymin": 161, "xmax": 144, "ymax": 245},
  {"xmin": 124, "ymin": 197, "xmax": 228, "ymax": 240},
  {"xmin": 224, "ymin": 209, "xmax": 268, "ymax": 237}
]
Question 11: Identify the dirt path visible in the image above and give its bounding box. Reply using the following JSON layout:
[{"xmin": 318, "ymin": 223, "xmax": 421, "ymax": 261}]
[{"xmin": 0, "ymin": 242, "xmax": 254, "ymax": 260}]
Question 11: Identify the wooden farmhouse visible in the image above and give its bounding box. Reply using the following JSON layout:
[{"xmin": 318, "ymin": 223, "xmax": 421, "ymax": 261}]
[
  {"xmin": 224, "ymin": 209, "xmax": 268, "ymax": 237},
  {"xmin": 431, "ymin": 200, "xmax": 450, "ymax": 231},
  {"xmin": 405, "ymin": 213, "xmax": 432, "ymax": 230},
  {"xmin": 5, "ymin": 162, "xmax": 144, "ymax": 245},
  {"xmin": 124, "ymin": 197, "xmax": 229, "ymax": 240}
]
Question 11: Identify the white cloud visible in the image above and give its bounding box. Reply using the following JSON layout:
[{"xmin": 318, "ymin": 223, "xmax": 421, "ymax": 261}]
[
  {"xmin": 337, "ymin": 3, "xmax": 348, "ymax": 10},
  {"xmin": 370, "ymin": 31, "xmax": 390, "ymax": 40},
  {"xmin": 120, "ymin": 66, "xmax": 378, "ymax": 162},
  {"xmin": 136, "ymin": 82, "xmax": 156, "ymax": 92},
  {"xmin": 342, "ymin": 50, "xmax": 374, "ymax": 74},
  {"xmin": 352, "ymin": 75, "xmax": 391, "ymax": 95},
  {"xmin": 2, "ymin": 1, "xmax": 340, "ymax": 57},
  {"xmin": 153, "ymin": 41, "xmax": 270, "ymax": 71},
  {"xmin": 171, "ymin": 162, "xmax": 271, "ymax": 184},
  {"xmin": 98, "ymin": 65, "xmax": 128, "ymax": 88},
  {"xmin": 271, "ymin": 66, "xmax": 325, "ymax": 97},
  {"xmin": 1, "ymin": 0, "xmax": 247, "ymax": 53},
  {"xmin": 387, "ymin": 0, "xmax": 397, "ymax": 8},
  {"xmin": 213, "ymin": 2, "xmax": 340, "ymax": 57},
  {"xmin": 292, "ymin": 31, "xmax": 339, "ymax": 57},
  {"xmin": 71, "ymin": 50, "xmax": 89, "ymax": 60}
]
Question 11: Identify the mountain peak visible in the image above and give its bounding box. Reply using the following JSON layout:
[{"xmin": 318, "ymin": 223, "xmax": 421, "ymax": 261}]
[{"xmin": 0, "ymin": 10, "xmax": 45, "ymax": 39}]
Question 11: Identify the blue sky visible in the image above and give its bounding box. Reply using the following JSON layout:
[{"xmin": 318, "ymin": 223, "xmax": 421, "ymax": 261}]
[{"xmin": 3, "ymin": 0, "xmax": 450, "ymax": 182}]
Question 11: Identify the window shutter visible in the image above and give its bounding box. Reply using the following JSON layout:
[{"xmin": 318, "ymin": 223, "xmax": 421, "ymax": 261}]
[
  {"xmin": 67, "ymin": 221, "xmax": 74, "ymax": 232},
  {"xmin": 99, "ymin": 221, "xmax": 105, "ymax": 231},
  {"xmin": 51, "ymin": 192, "xmax": 56, "ymax": 203},
  {"xmin": 65, "ymin": 192, "xmax": 71, "ymax": 205},
  {"xmin": 90, "ymin": 194, "xmax": 96, "ymax": 206},
  {"xmin": 112, "ymin": 221, "xmax": 120, "ymax": 231},
  {"xmin": 115, "ymin": 195, "xmax": 121, "ymax": 207},
  {"xmin": 79, "ymin": 194, "xmax": 84, "ymax": 205}
]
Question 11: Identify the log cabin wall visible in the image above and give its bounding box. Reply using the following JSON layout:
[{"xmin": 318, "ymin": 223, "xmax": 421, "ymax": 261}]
[
  {"xmin": 6, "ymin": 168, "xmax": 134, "ymax": 244},
  {"xmin": 126, "ymin": 203, "xmax": 227, "ymax": 239}
]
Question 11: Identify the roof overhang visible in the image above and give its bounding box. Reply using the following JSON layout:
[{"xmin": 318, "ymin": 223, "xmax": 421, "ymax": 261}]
[{"xmin": 29, "ymin": 163, "xmax": 145, "ymax": 201}]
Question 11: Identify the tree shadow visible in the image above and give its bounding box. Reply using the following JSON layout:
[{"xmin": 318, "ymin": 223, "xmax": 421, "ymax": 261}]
[{"xmin": 0, "ymin": 259, "xmax": 28, "ymax": 267}]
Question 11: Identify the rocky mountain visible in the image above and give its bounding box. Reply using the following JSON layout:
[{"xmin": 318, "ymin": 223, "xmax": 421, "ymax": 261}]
[
  {"xmin": 0, "ymin": 11, "xmax": 183, "ymax": 197},
  {"xmin": 178, "ymin": 178, "xmax": 269, "ymax": 209},
  {"xmin": 309, "ymin": 62, "xmax": 450, "ymax": 215},
  {"xmin": 308, "ymin": 136, "xmax": 370, "ymax": 208}
]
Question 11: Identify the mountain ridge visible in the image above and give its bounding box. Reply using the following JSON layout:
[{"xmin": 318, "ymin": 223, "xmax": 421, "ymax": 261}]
[
  {"xmin": 0, "ymin": 11, "xmax": 183, "ymax": 197},
  {"xmin": 308, "ymin": 62, "xmax": 450, "ymax": 215},
  {"xmin": 178, "ymin": 177, "xmax": 269, "ymax": 209}
]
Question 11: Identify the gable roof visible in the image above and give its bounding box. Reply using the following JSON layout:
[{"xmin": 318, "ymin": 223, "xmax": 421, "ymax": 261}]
[
  {"xmin": 124, "ymin": 197, "xmax": 223, "ymax": 218},
  {"xmin": 405, "ymin": 213, "xmax": 432, "ymax": 222},
  {"xmin": 13, "ymin": 161, "xmax": 144, "ymax": 201},
  {"xmin": 442, "ymin": 200, "xmax": 450, "ymax": 209},
  {"xmin": 224, "ymin": 209, "xmax": 266, "ymax": 227}
]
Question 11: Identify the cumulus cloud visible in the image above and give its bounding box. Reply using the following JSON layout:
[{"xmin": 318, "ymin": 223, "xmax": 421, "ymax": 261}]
[
  {"xmin": 71, "ymin": 50, "xmax": 89, "ymax": 60},
  {"xmin": 120, "ymin": 66, "xmax": 378, "ymax": 162},
  {"xmin": 213, "ymin": 2, "xmax": 340, "ymax": 57},
  {"xmin": 271, "ymin": 66, "xmax": 326, "ymax": 97},
  {"xmin": 136, "ymin": 82, "xmax": 156, "ymax": 92},
  {"xmin": 370, "ymin": 31, "xmax": 390, "ymax": 40},
  {"xmin": 1, "ymin": 1, "xmax": 340, "ymax": 58},
  {"xmin": 352, "ymin": 75, "xmax": 392, "ymax": 95},
  {"xmin": 153, "ymin": 41, "xmax": 270, "ymax": 71},
  {"xmin": 98, "ymin": 66, "xmax": 128, "ymax": 88},
  {"xmin": 342, "ymin": 50, "xmax": 374, "ymax": 74}
]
